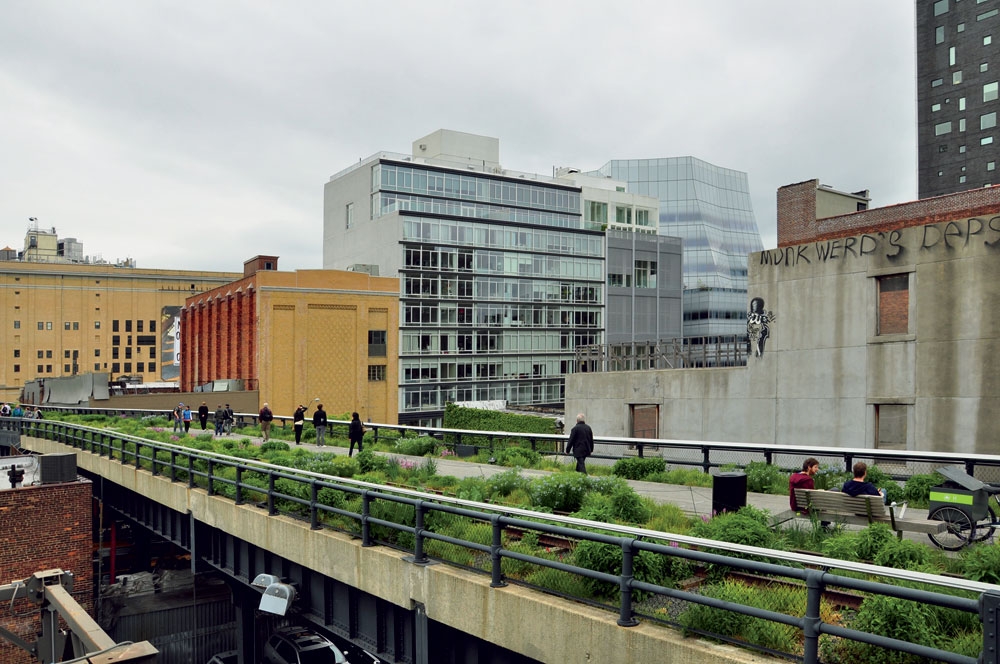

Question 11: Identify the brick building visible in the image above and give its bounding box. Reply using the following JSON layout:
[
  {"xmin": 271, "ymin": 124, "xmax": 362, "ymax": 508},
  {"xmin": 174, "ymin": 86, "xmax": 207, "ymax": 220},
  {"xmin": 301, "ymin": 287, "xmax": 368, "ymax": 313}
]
[
  {"xmin": 568, "ymin": 182, "xmax": 1000, "ymax": 454},
  {"xmin": 0, "ymin": 479, "xmax": 93, "ymax": 664},
  {"xmin": 180, "ymin": 257, "xmax": 400, "ymax": 422}
]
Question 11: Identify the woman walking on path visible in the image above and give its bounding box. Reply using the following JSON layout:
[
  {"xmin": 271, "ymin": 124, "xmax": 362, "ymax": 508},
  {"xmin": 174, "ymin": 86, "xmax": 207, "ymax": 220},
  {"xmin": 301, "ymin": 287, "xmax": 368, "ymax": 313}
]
[
  {"xmin": 182, "ymin": 405, "xmax": 193, "ymax": 433},
  {"xmin": 348, "ymin": 412, "xmax": 366, "ymax": 457},
  {"xmin": 293, "ymin": 404, "xmax": 307, "ymax": 444},
  {"xmin": 312, "ymin": 404, "xmax": 328, "ymax": 446}
]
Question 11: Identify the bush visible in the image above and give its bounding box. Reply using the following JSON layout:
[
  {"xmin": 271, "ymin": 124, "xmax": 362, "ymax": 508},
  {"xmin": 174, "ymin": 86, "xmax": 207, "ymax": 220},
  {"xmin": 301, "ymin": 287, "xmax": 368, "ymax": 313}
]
[
  {"xmin": 492, "ymin": 446, "xmax": 542, "ymax": 468},
  {"xmin": 744, "ymin": 461, "xmax": 789, "ymax": 494},
  {"xmin": 644, "ymin": 468, "xmax": 714, "ymax": 487},
  {"xmin": 356, "ymin": 449, "xmax": 390, "ymax": 474},
  {"xmin": 260, "ymin": 441, "xmax": 290, "ymax": 453},
  {"xmin": 814, "ymin": 465, "xmax": 852, "ymax": 491},
  {"xmin": 903, "ymin": 472, "xmax": 946, "ymax": 507},
  {"xmin": 573, "ymin": 539, "xmax": 691, "ymax": 601},
  {"xmin": 609, "ymin": 484, "xmax": 651, "ymax": 523},
  {"xmin": 394, "ymin": 437, "xmax": 437, "ymax": 457},
  {"xmin": 486, "ymin": 468, "xmax": 530, "ymax": 498},
  {"xmin": 856, "ymin": 523, "xmax": 896, "ymax": 562},
  {"xmin": 529, "ymin": 472, "xmax": 594, "ymax": 512},
  {"xmin": 571, "ymin": 493, "xmax": 616, "ymax": 523},
  {"xmin": 644, "ymin": 502, "xmax": 691, "ymax": 534},
  {"xmin": 455, "ymin": 477, "xmax": 488, "ymax": 502},
  {"xmin": 820, "ymin": 594, "xmax": 941, "ymax": 664},
  {"xmin": 873, "ymin": 539, "xmax": 929, "ymax": 570},
  {"xmin": 960, "ymin": 542, "xmax": 1000, "ymax": 584},
  {"xmin": 442, "ymin": 403, "xmax": 558, "ymax": 451},
  {"xmin": 612, "ymin": 456, "xmax": 666, "ymax": 481},
  {"xmin": 689, "ymin": 508, "xmax": 782, "ymax": 552},
  {"xmin": 820, "ymin": 533, "xmax": 861, "ymax": 562}
]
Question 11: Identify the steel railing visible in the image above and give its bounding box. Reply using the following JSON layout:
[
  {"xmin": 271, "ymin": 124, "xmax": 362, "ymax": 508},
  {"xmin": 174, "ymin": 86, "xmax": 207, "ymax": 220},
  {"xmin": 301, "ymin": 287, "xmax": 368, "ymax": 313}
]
[
  {"xmin": 24, "ymin": 405, "xmax": 1000, "ymax": 482},
  {"xmin": 4, "ymin": 417, "xmax": 998, "ymax": 664}
]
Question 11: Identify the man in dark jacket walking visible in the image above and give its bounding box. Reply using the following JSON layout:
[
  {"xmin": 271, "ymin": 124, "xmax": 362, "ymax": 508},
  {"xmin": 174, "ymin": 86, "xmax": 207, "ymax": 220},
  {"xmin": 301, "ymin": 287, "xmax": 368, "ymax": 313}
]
[
  {"xmin": 313, "ymin": 404, "xmax": 328, "ymax": 446},
  {"xmin": 198, "ymin": 402, "xmax": 209, "ymax": 430},
  {"xmin": 259, "ymin": 403, "xmax": 273, "ymax": 442},
  {"xmin": 214, "ymin": 404, "xmax": 226, "ymax": 436},
  {"xmin": 566, "ymin": 413, "xmax": 594, "ymax": 474},
  {"xmin": 348, "ymin": 412, "xmax": 365, "ymax": 457}
]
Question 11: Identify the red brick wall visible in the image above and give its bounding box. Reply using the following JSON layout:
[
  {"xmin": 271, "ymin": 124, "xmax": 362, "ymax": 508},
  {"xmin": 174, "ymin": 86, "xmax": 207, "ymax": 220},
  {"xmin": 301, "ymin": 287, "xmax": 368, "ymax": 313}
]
[
  {"xmin": 778, "ymin": 183, "xmax": 1000, "ymax": 248},
  {"xmin": 0, "ymin": 481, "xmax": 93, "ymax": 664},
  {"xmin": 181, "ymin": 275, "xmax": 258, "ymax": 391},
  {"xmin": 878, "ymin": 289, "xmax": 909, "ymax": 335}
]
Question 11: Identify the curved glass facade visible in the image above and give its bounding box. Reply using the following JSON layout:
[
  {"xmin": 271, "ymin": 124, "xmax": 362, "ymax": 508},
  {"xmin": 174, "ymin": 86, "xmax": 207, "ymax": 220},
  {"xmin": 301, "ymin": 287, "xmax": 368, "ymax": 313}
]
[{"xmin": 588, "ymin": 157, "xmax": 763, "ymax": 339}]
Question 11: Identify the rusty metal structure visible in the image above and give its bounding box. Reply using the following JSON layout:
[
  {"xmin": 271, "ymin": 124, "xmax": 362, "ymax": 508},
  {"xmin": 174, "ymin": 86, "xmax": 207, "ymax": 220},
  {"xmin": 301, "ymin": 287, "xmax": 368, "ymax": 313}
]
[{"xmin": 574, "ymin": 336, "xmax": 748, "ymax": 372}]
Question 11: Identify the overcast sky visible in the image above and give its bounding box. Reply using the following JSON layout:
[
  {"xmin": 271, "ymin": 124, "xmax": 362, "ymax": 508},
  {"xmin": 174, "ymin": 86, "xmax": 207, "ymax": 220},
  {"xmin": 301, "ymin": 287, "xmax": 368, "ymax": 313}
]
[{"xmin": 0, "ymin": 1, "xmax": 916, "ymax": 272}]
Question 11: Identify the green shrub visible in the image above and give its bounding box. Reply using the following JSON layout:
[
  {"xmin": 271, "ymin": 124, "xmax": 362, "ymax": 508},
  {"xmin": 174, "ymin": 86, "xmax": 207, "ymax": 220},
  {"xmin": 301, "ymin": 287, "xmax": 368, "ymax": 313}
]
[
  {"xmin": 492, "ymin": 446, "xmax": 542, "ymax": 468},
  {"xmin": 486, "ymin": 468, "xmax": 530, "ymax": 498},
  {"xmin": 394, "ymin": 437, "xmax": 437, "ymax": 457},
  {"xmin": 813, "ymin": 465, "xmax": 852, "ymax": 491},
  {"xmin": 573, "ymin": 539, "xmax": 691, "ymax": 601},
  {"xmin": 873, "ymin": 539, "xmax": 929, "ymax": 570},
  {"xmin": 442, "ymin": 403, "xmax": 558, "ymax": 451},
  {"xmin": 529, "ymin": 472, "xmax": 594, "ymax": 512},
  {"xmin": 612, "ymin": 456, "xmax": 666, "ymax": 480},
  {"xmin": 260, "ymin": 441, "xmax": 290, "ymax": 453},
  {"xmin": 856, "ymin": 523, "xmax": 896, "ymax": 562},
  {"xmin": 903, "ymin": 472, "xmax": 946, "ymax": 508},
  {"xmin": 356, "ymin": 449, "xmax": 390, "ymax": 474},
  {"xmin": 820, "ymin": 594, "xmax": 941, "ymax": 664},
  {"xmin": 863, "ymin": 465, "xmax": 905, "ymax": 504},
  {"xmin": 455, "ymin": 477, "xmax": 488, "ymax": 502},
  {"xmin": 960, "ymin": 542, "xmax": 1000, "ymax": 584},
  {"xmin": 820, "ymin": 533, "xmax": 861, "ymax": 562},
  {"xmin": 571, "ymin": 493, "xmax": 616, "ymax": 523},
  {"xmin": 644, "ymin": 502, "xmax": 691, "ymax": 534},
  {"xmin": 609, "ymin": 484, "xmax": 651, "ymax": 523},
  {"xmin": 744, "ymin": 461, "xmax": 789, "ymax": 494},
  {"xmin": 316, "ymin": 487, "xmax": 347, "ymax": 511},
  {"xmin": 690, "ymin": 509, "xmax": 782, "ymax": 552}
]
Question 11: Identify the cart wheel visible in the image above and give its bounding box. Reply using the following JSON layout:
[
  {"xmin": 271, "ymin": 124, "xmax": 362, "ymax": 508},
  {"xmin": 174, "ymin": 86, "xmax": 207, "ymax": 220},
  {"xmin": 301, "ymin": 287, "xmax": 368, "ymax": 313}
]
[
  {"xmin": 929, "ymin": 506, "xmax": 976, "ymax": 550},
  {"xmin": 971, "ymin": 506, "xmax": 997, "ymax": 543}
]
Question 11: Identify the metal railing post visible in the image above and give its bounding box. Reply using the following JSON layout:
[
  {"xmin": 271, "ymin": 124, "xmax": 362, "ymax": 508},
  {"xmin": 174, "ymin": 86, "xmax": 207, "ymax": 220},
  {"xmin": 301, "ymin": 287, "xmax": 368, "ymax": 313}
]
[
  {"xmin": 702, "ymin": 446, "xmax": 711, "ymax": 474},
  {"xmin": 188, "ymin": 454, "xmax": 195, "ymax": 488},
  {"xmin": 490, "ymin": 514, "xmax": 506, "ymax": 588},
  {"xmin": 207, "ymin": 459, "xmax": 215, "ymax": 496},
  {"xmin": 372, "ymin": 426, "xmax": 379, "ymax": 445},
  {"xmin": 361, "ymin": 490, "xmax": 372, "ymax": 546},
  {"xmin": 151, "ymin": 445, "xmax": 159, "ymax": 476},
  {"xmin": 637, "ymin": 443, "xmax": 644, "ymax": 458},
  {"xmin": 802, "ymin": 570, "xmax": 824, "ymax": 664},
  {"xmin": 310, "ymin": 481, "xmax": 320, "ymax": 530},
  {"xmin": 412, "ymin": 501, "xmax": 428, "ymax": 564},
  {"xmin": 764, "ymin": 450, "xmax": 773, "ymax": 465},
  {"xmin": 267, "ymin": 473, "xmax": 276, "ymax": 515},
  {"xmin": 845, "ymin": 454, "xmax": 854, "ymax": 474},
  {"xmin": 982, "ymin": 592, "xmax": 1000, "ymax": 664},
  {"xmin": 967, "ymin": 460, "xmax": 977, "ymax": 478},
  {"xmin": 235, "ymin": 467, "xmax": 244, "ymax": 505},
  {"xmin": 617, "ymin": 539, "xmax": 639, "ymax": 627},
  {"xmin": 169, "ymin": 450, "xmax": 177, "ymax": 482}
]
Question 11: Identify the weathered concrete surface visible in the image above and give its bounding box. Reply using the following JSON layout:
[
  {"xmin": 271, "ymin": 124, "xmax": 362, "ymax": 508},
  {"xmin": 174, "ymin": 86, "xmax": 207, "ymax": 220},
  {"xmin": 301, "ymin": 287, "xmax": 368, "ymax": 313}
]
[
  {"xmin": 25, "ymin": 436, "xmax": 779, "ymax": 664},
  {"xmin": 569, "ymin": 218, "xmax": 1000, "ymax": 453}
]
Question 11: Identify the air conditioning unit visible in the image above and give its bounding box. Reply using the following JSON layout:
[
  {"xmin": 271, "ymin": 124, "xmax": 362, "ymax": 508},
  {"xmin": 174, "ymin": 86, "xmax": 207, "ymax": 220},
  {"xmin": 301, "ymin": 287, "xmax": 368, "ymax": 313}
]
[{"xmin": 40, "ymin": 453, "xmax": 77, "ymax": 484}]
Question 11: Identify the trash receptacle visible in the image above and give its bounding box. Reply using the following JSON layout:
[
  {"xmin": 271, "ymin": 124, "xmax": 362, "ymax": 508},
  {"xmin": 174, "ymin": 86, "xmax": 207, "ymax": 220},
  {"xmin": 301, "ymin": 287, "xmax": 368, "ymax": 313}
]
[{"xmin": 712, "ymin": 471, "xmax": 747, "ymax": 515}]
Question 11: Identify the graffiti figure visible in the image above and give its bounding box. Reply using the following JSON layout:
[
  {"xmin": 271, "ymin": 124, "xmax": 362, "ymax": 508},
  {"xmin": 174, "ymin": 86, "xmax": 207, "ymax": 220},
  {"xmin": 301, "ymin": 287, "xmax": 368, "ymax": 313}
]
[{"xmin": 747, "ymin": 297, "xmax": 776, "ymax": 358}]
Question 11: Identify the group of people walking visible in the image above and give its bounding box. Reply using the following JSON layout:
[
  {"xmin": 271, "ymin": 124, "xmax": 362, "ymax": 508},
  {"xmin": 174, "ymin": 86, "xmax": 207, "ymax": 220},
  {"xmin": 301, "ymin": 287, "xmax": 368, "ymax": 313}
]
[
  {"xmin": 0, "ymin": 403, "xmax": 43, "ymax": 419},
  {"xmin": 172, "ymin": 402, "xmax": 233, "ymax": 434}
]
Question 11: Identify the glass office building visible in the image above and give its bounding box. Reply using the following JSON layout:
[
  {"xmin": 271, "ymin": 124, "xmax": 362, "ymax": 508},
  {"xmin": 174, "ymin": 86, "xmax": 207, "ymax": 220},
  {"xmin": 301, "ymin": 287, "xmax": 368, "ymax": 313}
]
[
  {"xmin": 588, "ymin": 157, "xmax": 763, "ymax": 340},
  {"xmin": 325, "ymin": 136, "xmax": 604, "ymax": 425}
]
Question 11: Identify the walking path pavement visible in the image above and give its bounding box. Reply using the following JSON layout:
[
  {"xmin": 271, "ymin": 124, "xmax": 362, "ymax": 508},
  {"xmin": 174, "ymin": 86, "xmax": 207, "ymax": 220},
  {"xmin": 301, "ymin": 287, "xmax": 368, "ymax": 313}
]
[{"xmin": 221, "ymin": 432, "xmax": 934, "ymax": 542}]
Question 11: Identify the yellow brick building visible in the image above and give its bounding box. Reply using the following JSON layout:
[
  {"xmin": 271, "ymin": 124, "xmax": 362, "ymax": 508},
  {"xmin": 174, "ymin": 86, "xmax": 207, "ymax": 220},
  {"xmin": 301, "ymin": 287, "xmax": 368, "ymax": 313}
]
[
  {"xmin": 181, "ymin": 258, "xmax": 399, "ymax": 423},
  {"xmin": 0, "ymin": 260, "xmax": 239, "ymax": 403}
]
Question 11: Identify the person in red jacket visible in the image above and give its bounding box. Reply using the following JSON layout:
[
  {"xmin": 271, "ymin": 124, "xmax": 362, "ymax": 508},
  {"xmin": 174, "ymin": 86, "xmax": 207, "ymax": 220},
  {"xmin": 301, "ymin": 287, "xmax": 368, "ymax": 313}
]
[{"xmin": 789, "ymin": 458, "xmax": 819, "ymax": 513}]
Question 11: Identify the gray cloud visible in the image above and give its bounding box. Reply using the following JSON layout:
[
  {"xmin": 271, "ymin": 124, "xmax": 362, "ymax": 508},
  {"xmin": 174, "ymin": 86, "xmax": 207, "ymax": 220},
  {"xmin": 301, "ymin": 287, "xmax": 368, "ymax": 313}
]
[{"xmin": 0, "ymin": 1, "xmax": 915, "ymax": 270}]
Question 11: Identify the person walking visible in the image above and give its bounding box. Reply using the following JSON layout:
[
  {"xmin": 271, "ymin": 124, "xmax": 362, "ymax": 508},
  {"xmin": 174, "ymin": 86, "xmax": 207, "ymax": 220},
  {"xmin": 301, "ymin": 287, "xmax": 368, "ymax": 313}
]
[
  {"xmin": 182, "ymin": 405, "xmax": 192, "ymax": 433},
  {"xmin": 12, "ymin": 404, "xmax": 23, "ymax": 418},
  {"xmin": 214, "ymin": 404, "xmax": 225, "ymax": 436},
  {"xmin": 224, "ymin": 404, "xmax": 234, "ymax": 433},
  {"xmin": 198, "ymin": 402, "xmax": 209, "ymax": 430},
  {"xmin": 566, "ymin": 413, "xmax": 594, "ymax": 474},
  {"xmin": 172, "ymin": 403, "xmax": 182, "ymax": 432},
  {"xmin": 259, "ymin": 403, "xmax": 273, "ymax": 442},
  {"xmin": 348, "ymin": 412, "xmax": 366, "ymax": 457},
  {"xmin": 0, "ymin": 403, "xmax": 10, "ymax": 417},
  {"xmin": 293, "ymin": 404, "xmax": 307, "ymax": 444},
  {"xmin": 312, "ymin": 403, "xmax": 328, "ymax": 447}
]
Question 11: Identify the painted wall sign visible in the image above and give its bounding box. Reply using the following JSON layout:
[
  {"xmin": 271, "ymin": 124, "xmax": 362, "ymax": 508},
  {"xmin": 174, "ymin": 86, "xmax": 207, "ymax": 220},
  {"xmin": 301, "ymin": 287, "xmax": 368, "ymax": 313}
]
[
  {"xmin": 758, "ymin": 216, "xmax": 1000, "ymax": 269},
  {"xmin": 747, "ymin": 297, "xmax": 775, "ymax": 358}
]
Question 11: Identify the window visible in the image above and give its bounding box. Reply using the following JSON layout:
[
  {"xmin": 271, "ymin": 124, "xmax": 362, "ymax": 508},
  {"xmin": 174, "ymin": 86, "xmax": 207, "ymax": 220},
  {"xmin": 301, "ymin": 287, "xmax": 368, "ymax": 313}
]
[
  {"xmin": 984, "ymin": 136, "xmax": 995, "ymax": 145},
  {"xmin": 45, "ymin": 350, "xmax": 52, "ymax": 359},
  {"xmin": 960, "ymin": 118, "xmax": 967, "ymax": 131},
  {"xmin": 13, "ymin": 365, "xmax": 19, "ymax": 373},
  {"xmin": 932, "ymin": 78, "xmax": 943, "ymax": 87},
  {"xmin": 112, "ymin": 347, "xmax": 119, "ymax": 359},
  {"xmin": 939, "ymin": 144, "xmax": 948, "ymax": 152},
  {"xmin": 37, "ymin": 365, "xmax": 43, "ymax": 373},
  {"xmin": 345, "ymin": 202, "xmax": 354, "ymax": 229},
  {"xmin": 875, "ymin": 404, "xmax": 908, "ymax": 450},
  {"xmin": 64, "ymin": 364, "xmax": 70, "ymax": 373},
  {"xmin": 983, "ymin": 63, "xmax": 990, "ymax": 73},
  {"xmin": 64, "ymin": 322, "xmax": 71, "ymax": 330},
  {"xmin": 137, "ymin": 362, "xmax": 144, "ymax": 373},
  {"xmin": 982, "ymin": 112, "xmax": 997, "ymax": 130},
  {"xmin": 615, "ymin": 206, "xmax": 632, "ymax": 225},
  {"xmin": 953, "ymin": 70, "xmax": 963, "ymax": 84},
  {"xmin": 125, "ymin": 320, "xmax": 132, "ymax": 332},
  {"xmin": 959, "ymin": 97, "xmax": 966, "ymax": 110},
  {"xmin": 932, "ymin": 103, "xmax": 942, "ymax": 112},
  {"xmin": 634, "ymin": 260, "xmax": 657, "ymax": 288},
  {"xmin": 95, "ymin": 321, "xmax": 100, "ymax": 329},
  {"xmin": 989, "ymin": 161, "xmax": 996, "ymax": 171},
  {"xmin": 125, "ymin": 347, "xmax": 132, "ymax": 359},
  {"xmin": 935, "ymin": 121, "xmax": 952, "ymax": 135},
  {"xmin": 934, "ymin": 0, "xmax": 948, "ymax": 15},
  {"xmin": 636, "ymin": 209, "xmax": 650, "ymax": 226},
  {"xmin": 13, "ymin": 320, "xmax": 19, "ymax": 329},
  {"xmin": 12, "ymin": 349, "xmax": 19, "ymax": 358},
  {"xmin": 367, "ymin": 365, "xmax": 386, "ymax": 381},
  {"xmin": 136, "ymin": 335, "xmax": 156, "ymax": 345},
  {"xmin": 37, "ymin": 321, "xmax": 44, "ymax": 330},
  {"xmin": 978, "ymin": 9, "xmax": 998, "ymax": 21},
  {"xmin": 149, "ymin": 320, "xmax": 156, "ymax": 332},
  {"xmin": 137, "ymin": 320, "xmax": 143, "ymax": 333},
  {"xmin": 94, "ymin": 363, "xmax": 100, "ymax": 371},
  {"xmin": 368, "ymin": 330, "xmax": 387, "ymax": 357},
  {"xmin": 45, "ymin": 365, "xmax": 51, "ymax": 373},
  {"xmin": 960, "ymin": 144, "xmax": 967, "ymax": 152},
  {"xmin": 112, "ymin": 335, "xmax": 120, "ymax": 346},
  {"xmin": 73, "ymin": 322, "xmax": 78, "ymax": 330},
  {"xmin": 149, "ymin": 347, "xmax": 156, "ymax": 359},
  {"xmin": 986, "ymin": 35, "xmax": 993, "ymax": 46},
  {"xmin": 958, "ymin": 22, "xmax": 965, "ymax": 32},
  {"xmin": 936, "ymin": 25, "xmax": 945, "ymax": 43},
  {"xmin": 877, "ymin": 274, "xmax": 909, "ymax": 335},
  {"xmin": 112, "ymin": 320, "xmax": 119, "ymax": 332},
  {"xmin": 94, "ymin": 349, "xmax": 100, "ymax": 357},
  {"xmin": 950, "ymin": 46, "xmax": 956, "ymax": 66},
  {"xmin": 985, "ymin": 81, "xmax": 999, "ymax": 102},
  {"xmin": 584, "ymin": 201, "xmax": 607, "ymax": 224},
  {"xmin": 112, "ymin": 362, "xmax": 120, "ymax": 373},
  {"xmin": 124, "ymin": 362, "xmax": 132, "ymax": 372},
  {"xmin": 37, "ymin": 350, "xmax": 43, "ymax": 359},
  {"xmin": 64, "ymin": 350, "xmax": 70, "ymax": 358},
  {"xmin": 960, "ymin": 175, "xmax": 967, "ymax": 183}
]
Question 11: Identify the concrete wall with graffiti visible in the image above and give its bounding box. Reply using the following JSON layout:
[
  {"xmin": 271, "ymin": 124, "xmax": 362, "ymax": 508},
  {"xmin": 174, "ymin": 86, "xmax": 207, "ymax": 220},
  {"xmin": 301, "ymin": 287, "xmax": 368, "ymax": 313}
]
[{"xmin": 566, "ymin": 215, "xmax": 1000, "ymax": 453}]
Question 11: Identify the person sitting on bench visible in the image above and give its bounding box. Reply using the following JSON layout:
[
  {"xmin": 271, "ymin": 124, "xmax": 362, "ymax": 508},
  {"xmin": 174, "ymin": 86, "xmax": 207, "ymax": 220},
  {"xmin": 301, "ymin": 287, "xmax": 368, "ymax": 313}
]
[
  {"xmin": 789, "ymin": 458, "xmax": 819, "ymax": 513},
  {"xmin": 841, "ymin": 462, "xmax": 887, "ymax": 503}
]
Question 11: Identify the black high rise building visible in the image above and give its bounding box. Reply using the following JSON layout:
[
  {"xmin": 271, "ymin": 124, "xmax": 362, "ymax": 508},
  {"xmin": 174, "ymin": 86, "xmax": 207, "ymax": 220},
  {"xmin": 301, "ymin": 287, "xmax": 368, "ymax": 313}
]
[{"xmin": 917, "ymin": 0, "xmax": 999, "ymax": 198}]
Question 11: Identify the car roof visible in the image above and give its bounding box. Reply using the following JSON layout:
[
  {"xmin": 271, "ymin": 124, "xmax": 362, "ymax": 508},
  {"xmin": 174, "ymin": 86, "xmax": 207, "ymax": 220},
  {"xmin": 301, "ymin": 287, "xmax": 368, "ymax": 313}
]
[{"xmin": 274, "ymin": 627, "xmax": 336, "ymax": 650}]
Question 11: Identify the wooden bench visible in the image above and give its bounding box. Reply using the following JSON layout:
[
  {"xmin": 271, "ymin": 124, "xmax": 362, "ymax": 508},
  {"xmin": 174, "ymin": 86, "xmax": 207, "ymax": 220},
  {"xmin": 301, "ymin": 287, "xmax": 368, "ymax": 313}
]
[{"xmin": 791, "ymin": 489, "xmax": 945, "ymax": 538}]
